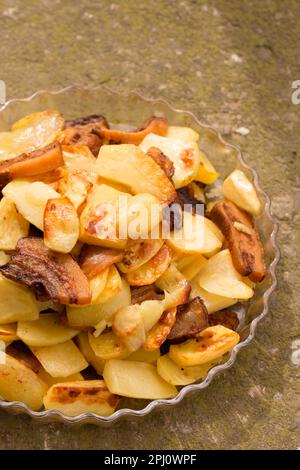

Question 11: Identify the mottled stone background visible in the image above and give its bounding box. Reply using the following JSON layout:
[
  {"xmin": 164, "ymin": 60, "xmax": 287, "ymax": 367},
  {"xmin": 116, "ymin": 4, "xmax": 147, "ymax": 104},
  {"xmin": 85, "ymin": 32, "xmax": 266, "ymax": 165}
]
[{"xmin": 0, "ymin": 0, "xmax": 299, "ymax": 450}]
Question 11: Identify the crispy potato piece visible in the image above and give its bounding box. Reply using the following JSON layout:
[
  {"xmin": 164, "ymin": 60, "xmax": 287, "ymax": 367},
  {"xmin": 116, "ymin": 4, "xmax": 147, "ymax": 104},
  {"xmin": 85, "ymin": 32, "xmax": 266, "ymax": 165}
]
[
  {"xmin": 113, "ymin": 304, "xmax": 146, "ymax": 352},
  {"xmin": 140, "ymin": 134, "xmax": 201, "ymax": 189},
  {"xmin": 89, "ymin": 268, "xmax": 109, "ymax": 304},
  {"xmin": 167, "ymin": 297, "xmax": 208, "ymax": 343},
  {"xmin": 0, "ymin": 353, "xmax": 47, "ymax": 410},
  {"xmin": 0, "ymin": 323, "xmax": 18, "ymax": 345},
  {"xmin": 174, "ymin": 253, "xmax": 207, "ymax": 281},
  {"xmin": 43, "ymin": 380, "xmax": 119, "ymax": 416},
  {"xmin": 143, "ymin": 308, "xmax": 177, "ymax": 351},
  {"xmin": 57, "ymin": 170, "xmax": 93, "ymax": 212},
  {"xmin": 103, "ymin": 359, "xmax": 177, "ymax": 399},
  {"xmin": 191, "ymin": 281, "xmax": 237, "ymax": 314},
  {"xmin": 196, "ymin": 249, "xmax": 253, "ymax": 299},
  {"xmin": 146, "ymin": 147, "xmax": 174, "ymax": 180},
  {"xmin": 59, "ymin": 125, "xmax": 103, "ymax": 156},
  {"xmin": 157, "ymin": 355, "xmax": 218, "ymax": 386},
  {"xmin": 2, "ymin": 180, "xmax": 60, "ymax": 230},
  {"xmin": 66, "ymin": 278, "xmax": 131, "ymax": 328},
  {"xmin": 62, "ymin": 145, "xmax": 97, "ymax": 179},
  {"xmin": 0, "ymin": 273, "xmax": 39, "ymax": 324},
  {"xmin": 44, "ymin": 196, "xmax": 79, "ymax": 253},
  {"xmin": 97, "ymin": 116, "xmax": 168, "ymax": 145},
  {"xmin": 0, "ymin": 110, "xmax": 64, "ymax": 162},
  {"xmin": 96, "ymin": 144, "xmax": 176, "ymax": 205},
  {"xmin": 210, "ymin": 200, "xmax": 266, "ymax": 282},
  {"xmin": 88, "ymin": 330, "xmax": 129, "ymax": 361},
  {"xmin": 0, "ymin": 197, "xmax": 29, "ymax": 250},
  {"xmin": 80, "ymin": 245, "xmax": 124, "ymax": 279},
  {"xmin": 208, "ymin": 310, "xmax": 239, "ymax": 331},
  {"xmin": 31, "ymin": 340, "xmax": 88, "ymax": 377},
  {"xmin": 125, "ymin": 244, "xmax": 172, "ymax": 286},
  {"xmin": 169, "ymin": 325, "xmax": 240, "ymax": 367},
  {"xmin": 222, "ymin": 170, "xmax": 261, "ymax": 216},
  {"xmin": 17, "ymin": 313, "xmax": 78, "ymax": 347},
  {"xmin": 92, "ymin": 265, "xmax": 122, "ymax": 304},
  {"xmin": 155, "ymin": 263, "xmax": 191, "ymax": 310},
  {"xmin": 122, "ymin": 193, "xmax": 162, "ymax": 239},
  {"xmin": 0, "ymin": 142, "xmax": 64, "ymax": 184},
  {"xmin": 194, "ymin": 149, "xmax": 219, "ymax": 185},
  {"xmin": 76, "ymin": 332, "xmax": 106, "ymax": 375},
  {"xmin": 117, "ymin": 239, "xmax": 163, "ymax": 274}
]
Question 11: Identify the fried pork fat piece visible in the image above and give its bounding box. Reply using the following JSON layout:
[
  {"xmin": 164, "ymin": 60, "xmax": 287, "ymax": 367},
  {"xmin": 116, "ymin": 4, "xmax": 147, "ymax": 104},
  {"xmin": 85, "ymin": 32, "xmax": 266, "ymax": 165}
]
[
  {"xmin": 210, "ymin": 200, "xmax": 266, "ymax": 282},
  {"xmin": 167, "ymin": 297, "xmax": 209, "ymax": 343},
  {"xmin": 0, "ymin": 237, "xmax": 91, "ymax": 305}
]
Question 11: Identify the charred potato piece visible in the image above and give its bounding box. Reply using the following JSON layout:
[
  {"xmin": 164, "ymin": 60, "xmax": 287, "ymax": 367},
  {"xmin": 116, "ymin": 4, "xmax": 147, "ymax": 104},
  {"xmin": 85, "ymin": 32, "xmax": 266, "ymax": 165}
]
[
  {"xmin": 167, "ymin": 297, "xmax": 209, "ymax": 343},
  {"xmin": 143, "ymin": 308, "xmax": 177, "ymax": 351},
  {"xmin": 210, "ymin": 200, "xmax": 266, "ymax": 282}
]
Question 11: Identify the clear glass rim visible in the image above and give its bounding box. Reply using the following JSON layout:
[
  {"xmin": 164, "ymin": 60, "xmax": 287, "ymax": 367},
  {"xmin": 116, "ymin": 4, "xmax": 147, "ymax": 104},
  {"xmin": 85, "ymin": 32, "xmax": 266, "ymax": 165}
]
[{"xmin": 0, "ymin": 84, "xmax": 280, "ymax": 425}]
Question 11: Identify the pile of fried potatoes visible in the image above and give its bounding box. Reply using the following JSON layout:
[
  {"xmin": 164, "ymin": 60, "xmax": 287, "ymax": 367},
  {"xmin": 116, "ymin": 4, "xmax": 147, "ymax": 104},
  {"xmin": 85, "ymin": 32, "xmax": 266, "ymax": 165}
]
[{"xmin": 0, "ymin": 110, "xmax": 266, "ymax": 416}]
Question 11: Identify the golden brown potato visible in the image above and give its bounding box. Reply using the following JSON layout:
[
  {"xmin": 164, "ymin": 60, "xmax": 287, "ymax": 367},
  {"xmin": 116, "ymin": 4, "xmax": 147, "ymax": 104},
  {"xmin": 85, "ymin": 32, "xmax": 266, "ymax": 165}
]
[
  {"xmin": 57, "ymin": 170, "xmax": 93, "ymax": 212},
  {"xmin": 0, "ymin": 323, "xmax": 18, "ymax": 345},
  {"xmin": 44, "ymin": 196, "xmax": 79, "ymax": 253},
  {"xmin": 117, "ymin": 239, "xmax": 163, "ymax": 274},
  {"xmin": 143, "ymin": 308, "xmax": 176, "ymax": 351},
  {"xmin": 125, "ymin": 244, "xmax": 172, "ymax": 286},
  {"xmin": 0, "ymin": 197, "xmax": 29, "ymax": 251},
  {"xmin": 88, "ymin": 330, "xmax": 129, "ymax": 361}
]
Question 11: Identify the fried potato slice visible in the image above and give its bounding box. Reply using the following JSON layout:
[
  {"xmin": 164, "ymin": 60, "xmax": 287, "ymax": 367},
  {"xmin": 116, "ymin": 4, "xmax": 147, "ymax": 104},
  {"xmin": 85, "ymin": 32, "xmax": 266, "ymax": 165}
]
[
  {"xmin": 88, "ymin": 330, "xmax": 129, "ymax": 361},
  {"xmin": 210, "ymin": 200, "xmax": 266, "ymax": 282},
  {"xmin": 103, "ymin": 360, "xmax": 177, "ymax": 399},
  {"xmin": 157, "ymin": 355, "xmax": 219, "ymax": 386},
  {"xmin": 0, "ymin": 274, "xmax": 39, "ymax": 324},
  {"xmin": 0, "ymin": 197, "xmax": 29, "ymax": 250},
  {"xmin": 57, "ymin": 170, "xmax": 93, "ymax": 212},
  {"xmin": 44, "ymin": 196, "xmax": 79, "ymax": 253},
  {"xmin": 89, "ymin": 268, "xmax": 109, "ymax": 304},
  {"xmin": 155, "ymin": 263, "xmax": 191, "ymax": 310},
  {"xmin": 127, "ymin": 348, "xmax": 160, "ymax": 364},
  {"xmin": 122, "ymin": 193, "xmax": 162, "ymax": 239},
  {"xmin": 194, "ymin": 149, "xmax": 219, "ymax": 185},
  {"xmin": 38, "ymin": 369, "xmax": 83, "ymax": 387},
  {"xmin": 2, "ymin": 180, "xmax": 60, "ymax": 230},
  {"xmin": 62, "ymin": 145, "xmax": 97, "ymax": 179},
  {"xmin": 169, "ymin": 325, "xmax": 240, "ymax": 367},
  {"xmin": 113, "ymin": 304, "xmax": 146, "ymax": 352},
  {"xmin": 96, "ymin": 144, "xmax": 176, "ymax": 205},
  {"xmin": 0, "ymin": 353, "xmax": 47, "ymax": 410},
  {"xmin": 17, "ymin": 313, "xmax": 78, "ymax": 347},
  {"xmin": 117, "ymin": 239, "xmax": 163, "ymax": 274},
  {"xmin": 80, "ymin": 245, "xmax": 124, "ymax": 279},
  {"xmin": 43, "ymin": 380, "xmax": 119, "ymax": 416},
  {"xmin": 166, "ymin": 126, "xmax": 199, "ymax": 143},
  {"xmin": 140, "ymin": 134, "xmax": 200, "ymax": 189},
  {"xmin": 66, "ymin": 278, "xmax": 131, "ymax": 328},
  {"xmin": 196, "ymin": 249, "xmax": 254, "ymax": 299},
  {"xmin": 0, "ymin": 323, "xmax": 18, "ymax": 345},
  {"xmin": 143, "ymin": 308, "xmax": 176, "ymax": 351},
  {"xmin": 174, "ymin": 253, "xmax": 207, "ymax": 281},
  {"xmin": 190, "ymin": 280, "xmax": 237, "ymax": 314},
  {"xmin": 125, "ymin": 244, "xmax": 172, "ymax": 286},
  {"xmin": 92, "ymin": 265, "xmax": 122, "ymax": 304},
  {"xmin": 222, "ymin": 170, "xmax": 261, "ymax": 216},
  {"xmin": 76, "ymin": 332, "xmax": 106, "ymax": 375},
  {"xmin": 31, "ymin": 340, "xmax": 88, "ymax": 377}
]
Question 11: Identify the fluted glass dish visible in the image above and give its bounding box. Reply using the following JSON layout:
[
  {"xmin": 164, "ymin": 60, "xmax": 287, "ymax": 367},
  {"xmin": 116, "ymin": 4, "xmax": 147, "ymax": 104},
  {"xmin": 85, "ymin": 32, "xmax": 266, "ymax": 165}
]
[{"xmin": 0, "ymin": 85, "xmax": 279, "ymax": 426}]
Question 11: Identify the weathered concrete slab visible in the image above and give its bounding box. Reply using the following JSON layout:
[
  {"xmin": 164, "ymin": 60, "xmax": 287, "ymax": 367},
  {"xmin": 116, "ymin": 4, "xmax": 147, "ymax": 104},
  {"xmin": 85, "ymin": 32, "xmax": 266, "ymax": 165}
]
[{"xmin": 0, "ymin": 0, "xmax": 299, "ymax": 450}]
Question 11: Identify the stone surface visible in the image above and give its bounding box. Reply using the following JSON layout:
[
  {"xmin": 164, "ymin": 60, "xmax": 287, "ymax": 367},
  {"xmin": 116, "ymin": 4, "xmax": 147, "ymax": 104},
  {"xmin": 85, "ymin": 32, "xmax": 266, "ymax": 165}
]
[{"xmin": 0, "ymin": 0, "xmax": 299, "ymax": 450}]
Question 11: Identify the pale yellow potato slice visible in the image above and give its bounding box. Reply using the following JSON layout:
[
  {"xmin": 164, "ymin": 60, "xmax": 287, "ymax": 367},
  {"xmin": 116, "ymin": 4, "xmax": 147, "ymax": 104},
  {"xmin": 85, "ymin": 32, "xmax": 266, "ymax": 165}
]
[
  {"xmin": 190, "ymin": 281, "xmax": 237, "ymax": 314},
  {"xmin": 139, "ymin": 300, "xmax": 165, "ymax": 333},
  {"xmin": 197, "ymin": 249, "xmax": 254, "ymax": 299},
  {"xmin": 89, "ymin": 268, "xmax": 109, "ymax": 304},
  {"xmin": 96, "ymin": 144, "xmax": 176, "ymax": 205},
  {"xmin": 155, "ymin": 263, "xmax": 191, "ymax": 310},
  {"xmin": 103, "ymin": 360, "xmax": 177, "ymax": 399},
  {"xmin": 157, "ymin": 355, "xmax": 219, "ymax": 385},
  {"xmin": 43, "ymin": 196, "xmax": 79, "ymax": 253},
  {"xmin": 31, "ymin": 340, "xmax": 88, "ymax": 377},
  {"xmin": 122, "ymin": 193, "xmax": 162, "ymax": 239},
  {"xmin": 88, "ymin": 331, "xmax": 129, "ymax": 361},
  {"xmin": 0, "ymin": 274, "xmax": 39, "ymax": 324},
  {"xmin": 166, "ymin": 126, "xmax": 199, "ymax": 143},
  {"xmin": 17, "ymin": 313, "xmax": 78, "ymax": 347},
  {"xmin": 2, "ymin": 180, "xmax": 60, "ymax": 230},
  {"xmin": 92, "ymin": 265, "xmax": 122, "ymax": 304},
  {"xmin": 140, "ymin": 133, "xmax": 200, "ymax": 188},
  {"xmin": 174, "ymin": 253, "xmax": 207, "ymax": 281},
  {"xmin": 127, "ymin": 348, "xmax": 160, "ymax": 364},
  {"xmin": 0, "ymin": 251, "xmax": 10, "ymax": 266},
  {"xmin": 222, "ymin": 169, "xmax": 261, "ymax": 215},
  {"xmin": 0, "ymin": 353, "xmax": 47, "ymax": 410},
  {"xmin": 112, "ymin": 304, "xmax": 145, "ymax": 352},
  {"xmin": 76, "ymin": 332, "xmax": 106, "ymax": 375},
  {"xmin": 67, "ymin": 278, "xmax": 131, "ymax": 327},
  {"xmin": 0, "ymin": 323, "xmax": 18, "ymax": 345},
  {"xmin": 62, "ymin": 145, "xmax": 97, "ymax": 177},
  {"xmin": 43, "ymin": 380, "xmax": 119, "ymax": 416},
  {"xmin": 0, "ymin": 110, "xmax": 64, "ymax": 161},
  {"xmin": 169, "ymin": 325, "xmax": 240, "ymax": 367},
  {"xmin": 0, "ymin": 197, "xmax": 29, "ymax": 251},
  {"xmin": 125, "ymin": 244, "xmax": 172, "ymax": 286},
  {"xmin": 117, "ymin": 238, "xmax": 163, "ymax": 273},
  {"xmin": 38, "ymin": 368, "xmax": 83, "ymax": 387},
  {"xmin": 166, "ymin": 213, "xmax": 222, "ymax": 255},
  {"xmin": 194, "ymin": 149, "xmax": 219, "ymax": 185}
]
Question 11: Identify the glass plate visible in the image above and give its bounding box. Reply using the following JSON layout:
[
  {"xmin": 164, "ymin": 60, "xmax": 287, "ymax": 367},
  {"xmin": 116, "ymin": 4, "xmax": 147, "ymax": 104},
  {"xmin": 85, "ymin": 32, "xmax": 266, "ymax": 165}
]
[{"xmin": 0, "ymin": 85, "xmax": 280, "ymax": 426}]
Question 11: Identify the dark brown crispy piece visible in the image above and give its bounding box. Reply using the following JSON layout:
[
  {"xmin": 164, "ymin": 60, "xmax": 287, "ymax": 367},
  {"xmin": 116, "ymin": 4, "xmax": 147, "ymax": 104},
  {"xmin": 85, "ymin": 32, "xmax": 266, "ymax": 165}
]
[
  {"xmin": 59, "ymin": 126, "xmax": 102, "ymax": 156},
  {"xmin": 146, "ymin": 147, "xmax": 174, "ymax": 180},
  {"xmin": 167, "ymin": 297, "xmax": 208, "ymax": 343},
  {"xmin": 79, "ymin": 245, "xmax": 124, "ymax": 279},
  {"xmin": 163, "ymin": 183, "xmax": 205, "ymax": 231},
  {"xmin": 210, "ymin": 200, "xmax": 266, "ymax": 282},
  {"xmin": 0, "ymin": 142, "xmax": 64, "ymax": 185},
  {"xmin": 96, "ymin": 116, "xmax": 168, "ymax": 145},
  {"xmin": 131, "ymin": 285, "xmax": 164, "ymax": 305},
  {"xmin": 0, "ymin": 238, "xmax": 91, "ymax": 305},
  {"xmin": 7, "ymin": 341, "xmax": 41, "ymax": 374},
  {"xmin": 208, "ymin": 310, "xmax": 239, "ymax": 331},
  {"xmin": 64, "ymin": 115, "xmax": 109, "ymax": 129}
]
